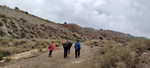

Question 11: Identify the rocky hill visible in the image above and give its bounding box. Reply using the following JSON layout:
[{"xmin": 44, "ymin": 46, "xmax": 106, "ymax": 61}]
[
  {"xmin": 0, "ymin": 5, "xmax": 88, "ymax": 41},
  {"xmin": 0, "ymin": 5, "xmax": 134, "ymax": 42},
  {"xmin": 62, "ymin": 23, "xmax": 134, "ymax": 42}
]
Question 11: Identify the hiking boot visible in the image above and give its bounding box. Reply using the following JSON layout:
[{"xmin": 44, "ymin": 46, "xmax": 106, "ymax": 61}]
[
  {"xmin": 78, "ymin": 56, "xmax": 80, "ymax": 58},
  {"xmin": 48, "ymin": 55, "xmax": 51, "ymax": 57}
]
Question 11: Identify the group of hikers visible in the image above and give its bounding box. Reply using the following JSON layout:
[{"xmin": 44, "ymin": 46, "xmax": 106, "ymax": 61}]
[{"xmin": 48, "ymin": 40, "xmax": 81, "ymax": 58}]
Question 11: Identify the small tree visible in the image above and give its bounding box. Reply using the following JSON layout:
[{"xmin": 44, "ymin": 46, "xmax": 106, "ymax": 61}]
[
  {"xmin": 24, "ymin": 11, "xmax": 28, "ymax": 14},
  {"xmin": 15, "ymin": 7, "xmax": 20, "ymax": 10},
  {"xmin": 99, "ymin": 36, "xmax": 103, "ymax": 40},
  {"xmin": 64, "ymin": 22, "xmax": 67, "ymax": 24},
  {"xmin": 100, "ymin": 29, "xmax": 103, "ymax": 30}
]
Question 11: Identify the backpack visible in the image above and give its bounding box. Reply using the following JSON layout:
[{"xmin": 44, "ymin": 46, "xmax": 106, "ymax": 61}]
[
  {"xmin": 48, "ymin": 45, "xmax": 51, "ymax": 49},
  {"xmin": 68, "ymin": 42, "xmax": 72, "ymax": 47},
  {"xmin": 63, "ymin": 43, "xmax": 68, "ymax": 48}
]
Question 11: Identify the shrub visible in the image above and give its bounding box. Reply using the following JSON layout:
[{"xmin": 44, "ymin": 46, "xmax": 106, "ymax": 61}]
[
  {"xmin": 2, "ymin": 18, "xmax": 8, "ymax": 23},
  {"xmin": 35, "ymin": 42, "xmax": 40, "ymax": 47},
  {"xmin": 5, "ymin": 58, "xmax": 11, "ymax": 63},
  {"xmin": 99, "ymin": 36, "xmax": 103, "ymax": 40},
  {"xmin": 0, "ymin": 54, "xmax": 3, "ymax": 60},
  {"xmin": 0, "ymin": 15, "xmax": 6, "ymax": 18},
  {"xmin": 20, "ymin": 18, "xmax": 27, "ymax": 22},
  {"xmin": 0, "ymin": 38, "xmax": 9, "ymax": 46},
  {"xmin": 64, "ymin": 22, "xmax": 67, "ymax": 24},
  {"xmin": 0, "ymin": 22, "xmax": 3, "ymax": 26},
  {"xmin": 13, "ymin": 40, "xmax": 27, "ymax": 46},
  {"xmin": 98, "ymin": 46, "xmax": 136, "ymax": 68},
  {"xmin": 24, "ymin": 11, "xmax": 28, "ymax": 14},
  {"xmin": 0, "ymin": 30, "xmax": 5, "ymax": 37},
  {"xmin": 54, "ymin": 41, "xmax": 62, "ymax": 47},
  {"xmin": 8, "ymin": 31, "xmax": 12, "ymax": 35},
  {"xmin": 23, "ymin": 45, "xmax": 28, "ymax": 48},
  {"xmin": 10, "ymin": 21, "xmax": 17, "ymax": 28},
  {"xmin": 0, "ymin": 50, "xmax": 11, "ymax": 60},
  {"xmin": 128, "ymin": 39, "xmax": 150, "ymax": 52},
  {"xmin": 15, "ymin": 7, "xmax": 19, "ymax": 10},
  {"xmin": 21, "ymin": 33, "xmax": 26, "ymax": 38}
]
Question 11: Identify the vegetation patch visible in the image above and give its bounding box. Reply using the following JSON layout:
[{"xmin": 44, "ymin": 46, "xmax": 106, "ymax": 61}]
[
  {"xmin": 97, "ymin": 38, "xmax": 150, "ymax": 68},
  {"xmin": 98, "ymin": 46, "xmax": 136, "ymax": 68},
  {"xmin": 0, "ymin": 30, "xmax": 5, "ymax": 37},
  {"xmin": 0, "ymin": 50, "xmax": 11, "ymax": 60},
  {"xmin": 128, "ymin": 39, "xmax": 150, "ymax": 52},
  {"xmin": 0, "ymin": 22, "xmax": 3, "ymax": 26},
  {"xmin": 2, "ymin": 18, "xmax": 8, "ymax": 23}
]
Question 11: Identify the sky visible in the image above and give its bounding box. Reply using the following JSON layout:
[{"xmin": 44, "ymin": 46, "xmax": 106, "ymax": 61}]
[{"xmin": 0, "ymin": 0, "xmax": 150, "ymax": 38}]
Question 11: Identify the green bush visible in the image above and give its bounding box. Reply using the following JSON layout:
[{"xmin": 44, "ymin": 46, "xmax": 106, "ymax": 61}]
[
  {"xmin": 99, "ymin": 36, "xmax": 103, "ymax": 40},
  {"xmin": 99, "ymin": 46, "xmax": 136, "ymax": 68},
  {"xmin": 0, "ymin": 50, "xmax": 10, "ymax": 60},
  {"xmin": 0, "ymin": 54, "xmax": 3, "ymax": 60}
]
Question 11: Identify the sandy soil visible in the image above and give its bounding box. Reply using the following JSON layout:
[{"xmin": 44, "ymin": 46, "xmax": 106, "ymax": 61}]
[{"xmin": 2, "ymin": 44, "xmax": 98, "ymax": 68}]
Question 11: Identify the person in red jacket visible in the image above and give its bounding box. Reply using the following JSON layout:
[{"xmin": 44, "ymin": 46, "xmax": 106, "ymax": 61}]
[{"xmin": 49, "ymin": 41, "xmax": 54, "ymax": 57}]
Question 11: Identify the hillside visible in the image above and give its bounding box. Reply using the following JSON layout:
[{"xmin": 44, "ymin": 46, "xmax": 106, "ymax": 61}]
[
  {"xmin": 0, "ymin": 6, "xmax": 88, "ymax": 41},
  {"xmin": 1, "ymin": 5, "xmax": 150, "ymax": 68},
  {"xmin": 0, "ymin": 5, "xmax": 135, "ymax": 42},
  {"xmin": 62, "ymin": 23, "xmax": 134, "ymax": 43}
]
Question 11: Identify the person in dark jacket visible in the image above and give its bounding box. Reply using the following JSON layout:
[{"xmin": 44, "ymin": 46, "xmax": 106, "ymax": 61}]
[
  {"xmin": 68, "ymin": 41, "xmax": 72, "ymax": 55},
  {"xmin": 74, "ymin": 40, "xmax": 81, "ymax": 58},
  {"xmin": 63, "ymin": 41, "xmax": 68, "ymax": 58}
]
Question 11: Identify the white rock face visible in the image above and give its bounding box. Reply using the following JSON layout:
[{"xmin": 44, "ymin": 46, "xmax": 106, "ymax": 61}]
[{"xmin": 10, "ymin": 49, "xmax": 39, "ymax": 60}]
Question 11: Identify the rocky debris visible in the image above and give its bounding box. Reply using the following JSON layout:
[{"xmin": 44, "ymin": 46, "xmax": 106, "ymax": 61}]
[
  {"xmin": 3, "ymin": 48, "xmax": 47, "ymax": 60},
  {"xmin": 0, "ymin": 60, "xmax": 5, "ymax": 63}
]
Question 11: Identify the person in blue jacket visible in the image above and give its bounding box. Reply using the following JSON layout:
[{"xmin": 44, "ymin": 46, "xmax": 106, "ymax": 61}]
[{"xmin": 74, "ymin": 40, "xmax": 81, "ymax": 58}]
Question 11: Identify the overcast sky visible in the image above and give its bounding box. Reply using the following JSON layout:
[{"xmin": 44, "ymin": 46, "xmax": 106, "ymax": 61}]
[{"xmin": 0, "ymin": 0, "xmax": 150, "ymax": 38}]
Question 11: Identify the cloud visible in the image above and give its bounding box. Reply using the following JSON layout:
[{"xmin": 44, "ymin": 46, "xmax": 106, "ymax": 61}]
[{"xmin": 0, "ymin": 0, "xmax": 150, "ymax": 38}]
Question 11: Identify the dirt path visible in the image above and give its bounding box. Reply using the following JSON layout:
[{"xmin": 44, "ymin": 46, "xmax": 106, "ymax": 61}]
[{"xmin": 2, "ymin": 44, "xmax": 98, "ymax": 68}]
